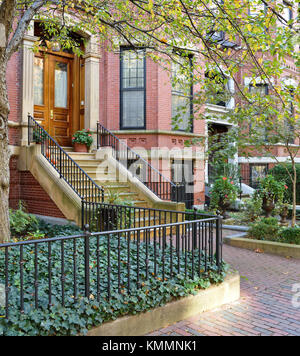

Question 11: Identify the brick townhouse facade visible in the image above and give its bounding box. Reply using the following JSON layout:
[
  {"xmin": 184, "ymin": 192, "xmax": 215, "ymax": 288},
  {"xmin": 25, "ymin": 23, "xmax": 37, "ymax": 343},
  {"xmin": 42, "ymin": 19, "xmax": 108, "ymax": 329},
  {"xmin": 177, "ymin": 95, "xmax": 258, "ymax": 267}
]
[{"xmin": 6, "ymin": 4, "xmax": 299, "ymax": 220}]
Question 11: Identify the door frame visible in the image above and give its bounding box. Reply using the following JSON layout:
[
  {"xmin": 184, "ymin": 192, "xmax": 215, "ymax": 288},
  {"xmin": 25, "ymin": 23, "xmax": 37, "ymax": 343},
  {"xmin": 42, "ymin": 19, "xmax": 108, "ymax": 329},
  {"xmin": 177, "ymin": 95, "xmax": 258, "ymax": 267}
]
[
  {"xmin": 33, "ymin": 49, "xmax": 84, "ymax": 145},
  {"xmin": 22, "ymin": 26, "xmax": 100, "ymax": 147}
]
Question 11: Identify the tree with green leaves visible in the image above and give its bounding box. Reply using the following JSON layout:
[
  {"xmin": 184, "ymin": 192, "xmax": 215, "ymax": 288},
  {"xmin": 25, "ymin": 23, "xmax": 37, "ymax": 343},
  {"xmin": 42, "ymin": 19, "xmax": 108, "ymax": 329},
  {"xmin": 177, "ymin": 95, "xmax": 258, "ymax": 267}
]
[{"xmin": 0, "ymin": 0, "xmax": 298, "ymax": 241}]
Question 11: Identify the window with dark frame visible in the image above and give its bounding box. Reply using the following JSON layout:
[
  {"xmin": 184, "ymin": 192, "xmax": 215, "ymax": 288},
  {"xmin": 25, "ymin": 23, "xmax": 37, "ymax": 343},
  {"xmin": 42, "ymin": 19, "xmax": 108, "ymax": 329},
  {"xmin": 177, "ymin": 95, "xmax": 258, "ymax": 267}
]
[
  {"xmin": 249, "ymin": 83, "xmax": 269, "ymax": 142},
  {"xmin": 171, "ymin": 57, "xmax": 193, "ymax": 132},
  {"xmin": 205, "ymin": 70, "xmax": 231, "ymax": 108},
  {"xmin": 250, "ymin": 164, "xmax": 269, "ymax": 189},
  {"xmin": 120, "ymin": 48, "xmax": 146, "ymax": 130},
  {"xmin": 249, "ymin": 83, "xmax": 269, "ymax": 96},
  {"xmin": 285, "ymin": 89, "xmax": 295, "ymax": 144}
]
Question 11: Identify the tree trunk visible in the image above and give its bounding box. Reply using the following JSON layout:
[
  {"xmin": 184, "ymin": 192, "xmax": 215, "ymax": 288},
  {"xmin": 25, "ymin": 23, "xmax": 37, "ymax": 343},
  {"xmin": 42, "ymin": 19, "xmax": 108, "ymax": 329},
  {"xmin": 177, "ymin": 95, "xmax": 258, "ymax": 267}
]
[
  {"xmin": 291, "ymin": 161, "xmax": 297, "ymax": 228},
  {"xmin": 0, "ymin": 55, "xmax": 11, "ymax": 243}
]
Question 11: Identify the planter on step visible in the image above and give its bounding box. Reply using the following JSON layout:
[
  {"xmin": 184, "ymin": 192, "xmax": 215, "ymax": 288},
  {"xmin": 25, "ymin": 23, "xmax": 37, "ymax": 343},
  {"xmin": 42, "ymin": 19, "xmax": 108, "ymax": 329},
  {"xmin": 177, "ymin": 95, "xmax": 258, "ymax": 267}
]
[
  {"xmin": 72, "ymin": 129, "xmax": 93, "ymax": 153},
  {"xmin": 73, "ymin": 142, "xmax": 88, "ymax": 153}
]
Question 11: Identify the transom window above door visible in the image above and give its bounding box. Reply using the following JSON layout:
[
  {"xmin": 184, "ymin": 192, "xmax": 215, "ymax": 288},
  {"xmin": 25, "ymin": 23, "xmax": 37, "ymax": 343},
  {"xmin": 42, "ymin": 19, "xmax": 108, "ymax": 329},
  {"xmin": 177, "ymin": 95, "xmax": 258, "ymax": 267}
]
[{"xmin": 120, "ymin": 48, "xmax": 146, "ymax": 130}]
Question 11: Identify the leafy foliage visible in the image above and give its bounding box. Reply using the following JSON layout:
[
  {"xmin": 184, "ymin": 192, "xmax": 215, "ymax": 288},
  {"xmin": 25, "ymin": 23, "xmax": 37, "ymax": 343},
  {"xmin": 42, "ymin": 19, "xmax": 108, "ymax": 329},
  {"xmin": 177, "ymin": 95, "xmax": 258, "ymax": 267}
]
[
  {"xmin": 9, "ymin": 203, "xmax": 82, "ymax": 241},
  {"xmin": 210, "ymin": 176, "xmax": 239, "ymax": 213},
  {"xmin": 280, "ymin": 227, "xmax": 300, "ymax": 245},
  {"xmin": 241, "ymin": 196, "xmax": 263, "ymax": 223},
  {"xmin": 72, "ymin": 129, "xmax": 93, "ymax": 148},
  {"xmin": 269, "ymin": 164, "xmax": 300, "ymax": 204},
  {"xmin": 9, "ymin": 202, "xmax": 39, "ymax": 239},
  {"xmin": 254, "ymin": 175, "xmax": 288, "ymax": 217},
  {"xmin": 248, "ymin": 218, "xmax": 300, "ymax": 245},
  {"xmin": 33, "ymin": 129, "xmax": 48, "ymax": 144},
  {"xmin": 247, "ymin": 217, "xmax": 281, "ymax": 241},
  {"xmin": 0, "ymin": 235, "xmax": 228, "ymax": 336}
]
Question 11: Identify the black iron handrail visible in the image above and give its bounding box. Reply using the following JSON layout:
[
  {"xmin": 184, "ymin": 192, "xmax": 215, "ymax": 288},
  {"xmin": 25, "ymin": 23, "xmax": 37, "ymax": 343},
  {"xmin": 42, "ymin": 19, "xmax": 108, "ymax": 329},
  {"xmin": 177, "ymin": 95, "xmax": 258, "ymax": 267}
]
[
  {"xmin": 28, "ymin": 115, "xmax": 105, "ymax": 204},
  {"xmin": 97, "ymin": 123, "xmax": 185, "ymax": 203}
]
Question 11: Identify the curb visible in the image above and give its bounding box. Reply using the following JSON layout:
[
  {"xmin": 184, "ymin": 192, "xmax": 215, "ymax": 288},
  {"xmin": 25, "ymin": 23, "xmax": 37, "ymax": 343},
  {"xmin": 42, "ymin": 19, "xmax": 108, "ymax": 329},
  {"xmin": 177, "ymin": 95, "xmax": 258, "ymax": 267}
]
[
  {"xmin": 87, "ymin": 272, "xmax": 240, "ymax": 336},
  {"xmin": 222, "ymin": 224, "xmax": 249, "ymax": 232},
  {"xmin": 224, "ymin": 236, "xmax": 300, "ymax": 259}
]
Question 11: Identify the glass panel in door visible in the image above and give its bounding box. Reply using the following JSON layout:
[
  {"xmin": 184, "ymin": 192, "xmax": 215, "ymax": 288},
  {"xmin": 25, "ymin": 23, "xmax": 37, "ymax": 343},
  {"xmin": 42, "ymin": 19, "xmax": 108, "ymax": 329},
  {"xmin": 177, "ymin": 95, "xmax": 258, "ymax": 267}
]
[
  {"xmin": 34, "ymin": 57, "xmax": 44, "ymax": 106},
  {"xmin": 54, "ymin": 62, "xmax": 68, "ymax": 108}
]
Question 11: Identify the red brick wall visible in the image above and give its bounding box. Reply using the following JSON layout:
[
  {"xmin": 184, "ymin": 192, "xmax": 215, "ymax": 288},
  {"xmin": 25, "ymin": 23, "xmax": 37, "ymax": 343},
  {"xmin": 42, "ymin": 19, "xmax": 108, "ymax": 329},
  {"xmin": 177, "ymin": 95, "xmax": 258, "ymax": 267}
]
[
  {"xmin": 9, "ymin": 156, "xmax": 21, "ymax": 210},
  {"xmin": 9, "ymin": 155, "xmax": 66, "ymax": 219},
  {"xmin": 7, "ymin": 50, "xmax": 22, "ymax": 146},
  {"xmin": 19, "ymin": 171, "xmax": 66, "ymax": 219}
]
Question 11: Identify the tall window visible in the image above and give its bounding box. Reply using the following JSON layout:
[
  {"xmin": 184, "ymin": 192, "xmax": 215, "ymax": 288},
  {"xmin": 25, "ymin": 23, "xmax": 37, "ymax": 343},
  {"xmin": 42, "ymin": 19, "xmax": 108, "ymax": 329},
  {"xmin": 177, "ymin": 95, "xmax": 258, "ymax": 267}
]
[
  {"xmin": 249, "ymin": 83, "xmax": 269, "ymax": 141},
  {"xmin": 205, "ymin": 70, "xmax": 233, "ymax": 108},
  {"xmin": 120, "ymin": 48, "xmax": 146, "ymax": 129},
  {"xmin": 250, "ymin": 164, "xmax": 269, "ymax": 189},
  {"xmin": 249, "ymin": 83, "xmax": 268, "ymax": 96},
  {"xmin": 172, "ymin": 58, "xmax": 193, "ymax": 132},
  {"xmin": 285, "ymin": 89, "xmax": 295, "ymax": 144}
]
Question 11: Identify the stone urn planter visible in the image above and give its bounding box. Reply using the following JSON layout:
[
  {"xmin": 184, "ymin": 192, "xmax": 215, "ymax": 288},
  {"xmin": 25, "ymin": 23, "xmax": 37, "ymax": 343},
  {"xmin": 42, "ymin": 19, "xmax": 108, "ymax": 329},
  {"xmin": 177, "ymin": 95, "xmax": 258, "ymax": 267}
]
[
  {"xmin": 262, "ymin": 197, "xmax": 275, "ymax": 218},
  {"xmin": 73, "ymin": 142, "xmax": 88, "ymax": 153},
  {"xmin": 279, "ymin": 205, "xmax": 289, "ymax": 226},
  {"xmin": 219, "ymin": 200, "xmax": 231, "ymax": 219}
]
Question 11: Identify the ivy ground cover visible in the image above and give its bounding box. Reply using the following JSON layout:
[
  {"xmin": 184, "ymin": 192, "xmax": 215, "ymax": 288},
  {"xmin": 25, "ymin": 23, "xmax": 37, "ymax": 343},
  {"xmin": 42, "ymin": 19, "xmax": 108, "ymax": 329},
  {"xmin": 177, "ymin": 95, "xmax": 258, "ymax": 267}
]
[{"xmin": 0, "ymin": 234, "xmax": 228, "ymax": 336}]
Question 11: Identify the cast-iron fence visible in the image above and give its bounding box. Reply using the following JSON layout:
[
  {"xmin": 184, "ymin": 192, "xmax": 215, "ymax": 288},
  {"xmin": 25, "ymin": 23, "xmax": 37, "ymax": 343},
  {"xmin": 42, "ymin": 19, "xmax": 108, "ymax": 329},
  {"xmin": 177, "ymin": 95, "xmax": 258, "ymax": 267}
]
[{"xmin": 0, "ymin": 217, "xmax": 223, "ymax": 321}]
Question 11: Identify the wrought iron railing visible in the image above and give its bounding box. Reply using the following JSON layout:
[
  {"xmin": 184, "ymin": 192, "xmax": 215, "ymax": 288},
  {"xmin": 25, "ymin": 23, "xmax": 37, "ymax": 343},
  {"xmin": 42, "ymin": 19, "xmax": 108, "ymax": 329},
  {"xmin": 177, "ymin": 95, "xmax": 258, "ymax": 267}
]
[
  {"xmin": 0, "ymin": 216, "xmax": 223, "ymax": 320},
  {"xmin": 82, "ymin": 200, "xmax": 218, "ymax": 232},
  {"xmin": 97, "ymin": 123, "xmax": 185, "ymax": 203},
  {"xmin": 28, "ymin": 115, "xmax": 105, "ymax": 205}
]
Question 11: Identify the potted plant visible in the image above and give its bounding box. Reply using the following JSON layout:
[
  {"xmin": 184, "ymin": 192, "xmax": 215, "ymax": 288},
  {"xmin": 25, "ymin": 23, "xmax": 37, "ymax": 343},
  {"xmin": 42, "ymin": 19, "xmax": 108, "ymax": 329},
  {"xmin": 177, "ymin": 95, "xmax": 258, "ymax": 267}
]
[
  {"xmin": 210, "ymin": 176, "xmax": 239, "ymax": 219},
  {"xmin": 256, "ymin": 175, "xmax": 286, "ymax": 218},
  {"xmin": 33, "ymin": 128, "xmax": 48, "ymax": 145},
  {"xmin": 72, "ymin": 129, "xmax": 93, "ymax": 152},
  {"xmin": 278, "ymin": 202, "xmax": 291, "ymax": 226}
]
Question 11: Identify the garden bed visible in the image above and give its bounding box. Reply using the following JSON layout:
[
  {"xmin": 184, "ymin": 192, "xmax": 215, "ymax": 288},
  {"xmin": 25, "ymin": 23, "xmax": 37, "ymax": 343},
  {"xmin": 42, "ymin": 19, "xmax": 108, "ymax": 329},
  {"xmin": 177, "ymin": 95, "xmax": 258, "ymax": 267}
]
[
  {"xmin": 0, "ymin": 230, "xmax": 228, "ymax": 336},
  {"xmin": 87, "ymin": 272, "xmax": 240, "ymax": 336}
]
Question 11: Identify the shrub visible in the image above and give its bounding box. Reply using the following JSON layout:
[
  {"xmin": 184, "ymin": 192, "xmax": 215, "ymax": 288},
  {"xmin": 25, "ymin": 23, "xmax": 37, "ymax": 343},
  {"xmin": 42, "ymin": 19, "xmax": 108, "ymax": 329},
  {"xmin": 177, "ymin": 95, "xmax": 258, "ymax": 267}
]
[
  {"xmin": 242, "ymin": 196, "xmax": 263, "ymax": 222},
  {"xmin": 10, "ymin": 202, "xmax": 82, "ymax": 241},
  {"xmin": 9, "ymin": 202, "xmax": 39, "ymax": 239},
  {"xmin": 280, "ymin": 227, "xmax": 300, "ymax": 245},
  {"xmin": 247, "ymin": 218, "xmax": 280, "ymax": 241}
]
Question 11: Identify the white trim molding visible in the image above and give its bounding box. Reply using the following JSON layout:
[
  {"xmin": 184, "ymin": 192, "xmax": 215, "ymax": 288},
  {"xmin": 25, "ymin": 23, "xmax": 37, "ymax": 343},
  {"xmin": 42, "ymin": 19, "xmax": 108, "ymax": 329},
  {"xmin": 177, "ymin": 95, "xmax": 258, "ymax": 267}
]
[{"xmin": 238, "ymin": 157, "xmax": 300, "ymax": 164}]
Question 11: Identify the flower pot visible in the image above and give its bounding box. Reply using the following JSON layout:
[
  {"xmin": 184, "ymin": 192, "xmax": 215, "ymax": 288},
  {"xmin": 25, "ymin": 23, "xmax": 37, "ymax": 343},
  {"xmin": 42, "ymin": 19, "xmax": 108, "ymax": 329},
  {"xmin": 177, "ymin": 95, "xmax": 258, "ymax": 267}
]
[
  {"xmin": 280, "ymin": 206, "xmax": 289, "ymax": 226},
  {"xmin": 262, "ymin": 197, "xmax": 275, "ymax": 217},
  {"xmin": 219, "ymin": 200, "xmax": 231, "ymax": 219},
  {"xmin": 73, "ymin": 143, "xmax": 88, "ymax": 153}
]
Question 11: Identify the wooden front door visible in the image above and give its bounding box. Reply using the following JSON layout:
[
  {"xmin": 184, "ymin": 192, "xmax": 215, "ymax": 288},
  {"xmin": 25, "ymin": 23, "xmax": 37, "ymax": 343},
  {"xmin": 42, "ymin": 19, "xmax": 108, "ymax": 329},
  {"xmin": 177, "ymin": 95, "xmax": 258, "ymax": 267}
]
[{"xmin": 34, "ymin": 52, "xmax": 74, "ymax": 146}]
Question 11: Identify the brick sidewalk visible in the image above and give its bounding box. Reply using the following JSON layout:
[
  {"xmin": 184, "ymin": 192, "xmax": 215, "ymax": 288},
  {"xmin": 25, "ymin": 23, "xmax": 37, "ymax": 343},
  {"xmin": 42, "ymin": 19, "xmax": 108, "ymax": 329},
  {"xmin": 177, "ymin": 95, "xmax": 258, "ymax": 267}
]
[{"xmin": 148, "ymin": 242, "xmax": 300, "ymax": 336}]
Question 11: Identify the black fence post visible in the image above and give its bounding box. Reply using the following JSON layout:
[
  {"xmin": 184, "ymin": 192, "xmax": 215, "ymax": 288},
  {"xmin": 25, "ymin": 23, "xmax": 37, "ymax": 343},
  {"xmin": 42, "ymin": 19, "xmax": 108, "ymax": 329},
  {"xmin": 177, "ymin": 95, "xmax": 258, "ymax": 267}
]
[
  {"xmin": 216, "ymin": 216, "xmax": 222, "ymax": 271},
  {"xmin": 84, "ymin": 224, "xmax": 91, "ymax": 299},
  {"xmin": 239, "ymin": 176, "xmax": 242, "ymax": 200}
]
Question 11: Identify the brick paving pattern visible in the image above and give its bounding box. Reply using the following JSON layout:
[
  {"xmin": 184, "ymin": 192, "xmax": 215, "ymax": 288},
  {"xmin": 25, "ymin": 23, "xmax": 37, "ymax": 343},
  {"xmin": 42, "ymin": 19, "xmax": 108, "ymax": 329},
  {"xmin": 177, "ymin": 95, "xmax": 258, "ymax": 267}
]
[{"xmin": 149, "ymin": 234, "xmax": 300, "ymax": 336}]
